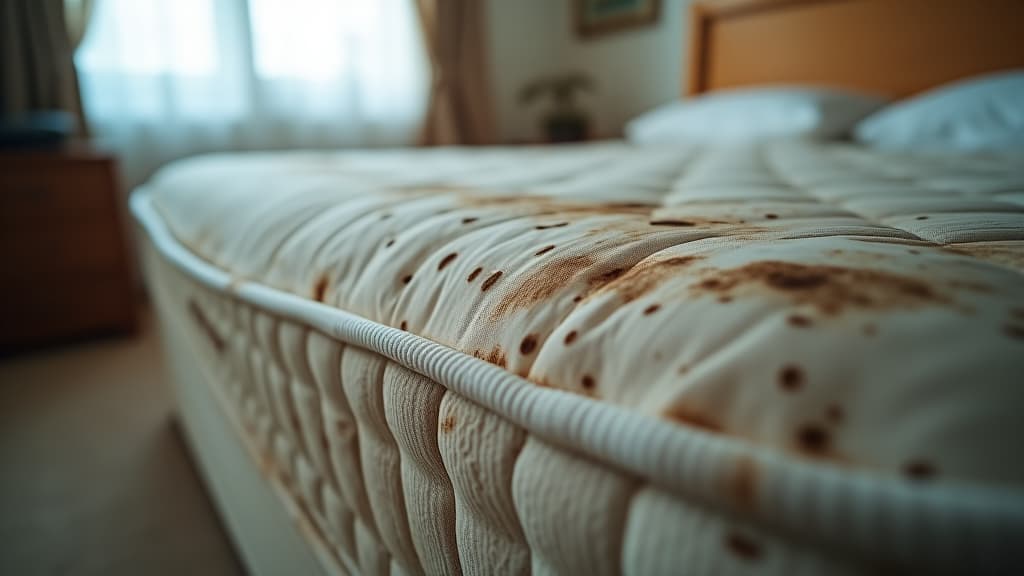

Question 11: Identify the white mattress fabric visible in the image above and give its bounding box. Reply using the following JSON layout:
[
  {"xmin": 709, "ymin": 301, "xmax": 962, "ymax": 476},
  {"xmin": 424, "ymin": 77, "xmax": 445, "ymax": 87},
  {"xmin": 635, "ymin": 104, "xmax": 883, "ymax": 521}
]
[{"xmin": 139, "ymin": 140, "xmax": 1024, "ymax": 574}]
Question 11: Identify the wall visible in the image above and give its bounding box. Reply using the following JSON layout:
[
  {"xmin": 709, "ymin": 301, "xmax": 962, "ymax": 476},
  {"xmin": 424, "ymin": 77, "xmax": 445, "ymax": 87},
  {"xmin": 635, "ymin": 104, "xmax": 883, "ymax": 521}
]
[{"xmin": 488, "ymin": 0, "xmax": 689, "ymax": 143}]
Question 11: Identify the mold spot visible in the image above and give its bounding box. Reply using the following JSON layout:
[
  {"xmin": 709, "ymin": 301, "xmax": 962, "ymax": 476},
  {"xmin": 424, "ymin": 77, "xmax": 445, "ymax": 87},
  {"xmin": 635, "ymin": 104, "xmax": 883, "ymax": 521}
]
[
  {"xmin": 438, "ymin": 252, "xmax": 458, "ymax": 271},
  {"xmin": 649, "ymin": 219, "xmax": 695, "ymax": 227},
  {"xmin": 665, "ymin": 405, "xmax": 722, "ymax": 434},
  {"xmin": 564, "ymin": 330, "xmax": 578, "ymax": 345},
  {"xmin": 313, "ymin": 275, "xmax": 329, "ymax": 302},
  {"xmin": 581, "ymin": 375, "xmax": 596, "ymax": 391},
  {"xmin": 724, "ymin": 532, "xmax": 763, "ymax": 561},
  {"xmin": 535, "ymin": 245, "xmax": 556, "ymax": 256},
  {"xmin": 689, "ymin": 260, "xmax": 942, "ymax": 315},
  {"xmin": 481, "ymin": 271, "xmax": 503, "ymax": 291},
  {"xmin": 520, "ymin": 334, "xmax": 539, "ymax": 355},
  {"xmin": 572, "ymin": 295, "xmax": 584, "ymax": 303},
  {"xmin": 778, "ymin": 365, "xmax": 804, "ymax": 392},
  {"xmin": 441, "ymin": 415, "xmax": 456, "ymax": 433},
  {"xmin": 787, "ymin": 314, "xmax": 811, "ymax": 327},
  {"xmin": 903, "ymin": 460, "xmax": 937, "ymax": 481},
  {"xmin": 401, "ymin": 274, "xmax": 413, "ymax": 285},
  {"xmin": 765, "ymin": 213, "xmax": 778, "ymax": 220},
  {"xmin": 385, "ymin": 239, "xmax": 396, "ymax": 248},
  {"xmin": 399, "ymin": 320, "xmax": 408, "ymax": 331},
  {"xmin": 535, "ymin": 222, "xmax": 569, "ymax": 230},
  {"xmin": 467, "ymin": 267, "xmax": 483, "ymax": 282},
  {"xmin": 462, "ymin": 217, "xmax": 478, "ymax": 224},
  {"xmin": 795, "ymin": 423, "xmax": 830, "ymax": 455},
  {"xmin": 825, "ymin": 404, "xmax": 844, "ymax": 424},
  {"xmin": 1004, "ymin": 324, "xmax": 1024, "ymax": 340},
  {"xmin": 916, "ymin": 215, "xmax": 929, "ymax": 220},
  {"xmin": 643, "ymin": 304, "xmax": 661, "ymax": 315},
  {"xmin": 474, "ymin": 346, "xmax": 508, "ymax": 368}
]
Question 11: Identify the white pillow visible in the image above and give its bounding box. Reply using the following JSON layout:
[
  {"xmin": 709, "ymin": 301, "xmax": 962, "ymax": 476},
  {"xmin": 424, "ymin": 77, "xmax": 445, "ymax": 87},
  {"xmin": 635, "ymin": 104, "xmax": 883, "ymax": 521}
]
[
  {"xmin": 626, "ymin": 86, "xmax": 886, "ymax": 144},
  {"xmin": 854, "ymin": 70, "xmax": 1024, "ymax": 152}
]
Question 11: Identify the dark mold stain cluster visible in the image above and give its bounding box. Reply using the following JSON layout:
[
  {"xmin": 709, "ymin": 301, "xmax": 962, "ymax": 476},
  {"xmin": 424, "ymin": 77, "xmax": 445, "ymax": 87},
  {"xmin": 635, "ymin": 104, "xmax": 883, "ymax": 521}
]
[
  {"xmin": 690, "ymin": 260, "xmax": 943, "ymax": 315},
  {"xmin": 441, "ymin": 415, "xmax": 456, "ymax": 433},
  {"xmin": 473, "ymin": 346, "xmax": 507, "ymax": 368},
  {"xmin": 724, "ymin": 531, "xmax": 762, "ymax": 561},
  {"xmin": 313, "ymin": 275, "xmax": 329, "ymax": 302}
]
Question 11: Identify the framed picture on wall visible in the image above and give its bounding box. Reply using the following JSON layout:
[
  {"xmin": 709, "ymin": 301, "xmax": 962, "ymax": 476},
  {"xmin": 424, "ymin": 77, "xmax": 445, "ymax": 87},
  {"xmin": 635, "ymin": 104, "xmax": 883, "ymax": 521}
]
[{"xmin": 575, "ymin": 0, "xmax": 661, "ymax": 39}]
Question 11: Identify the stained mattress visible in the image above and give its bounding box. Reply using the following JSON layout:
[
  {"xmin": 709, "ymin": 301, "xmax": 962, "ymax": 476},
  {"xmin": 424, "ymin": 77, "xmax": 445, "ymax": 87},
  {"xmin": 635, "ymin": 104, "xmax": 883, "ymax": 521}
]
[{"xmin": 137, "ymin": 140, "xmax": 1024, "ymax": 575}]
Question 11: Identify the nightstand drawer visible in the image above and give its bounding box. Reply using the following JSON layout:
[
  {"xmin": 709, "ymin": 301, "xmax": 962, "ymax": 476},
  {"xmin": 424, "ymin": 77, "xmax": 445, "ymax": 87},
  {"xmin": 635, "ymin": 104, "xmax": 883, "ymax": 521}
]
[
  {"xmin": 0, "ymin": 159, "xmax": 125, "ymax": 273},
  {"xmin": 0, "ymin": 147, "xmax": 136, "ymax": 350}
]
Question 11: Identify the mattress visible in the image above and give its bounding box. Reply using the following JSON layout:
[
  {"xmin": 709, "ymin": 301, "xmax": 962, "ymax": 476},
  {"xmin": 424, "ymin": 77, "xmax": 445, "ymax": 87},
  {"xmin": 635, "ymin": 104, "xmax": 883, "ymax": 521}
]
[{"xmin": 135, "ymin": 140, "xmax": 1024, "ymax": 575}]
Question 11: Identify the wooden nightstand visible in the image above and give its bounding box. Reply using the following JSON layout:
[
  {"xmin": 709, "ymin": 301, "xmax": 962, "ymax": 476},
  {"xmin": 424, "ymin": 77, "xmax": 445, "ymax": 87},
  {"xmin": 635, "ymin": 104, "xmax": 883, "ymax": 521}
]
[{"xmin": 0, "ymin": 144, "xmax": 137, "ymax": 352}]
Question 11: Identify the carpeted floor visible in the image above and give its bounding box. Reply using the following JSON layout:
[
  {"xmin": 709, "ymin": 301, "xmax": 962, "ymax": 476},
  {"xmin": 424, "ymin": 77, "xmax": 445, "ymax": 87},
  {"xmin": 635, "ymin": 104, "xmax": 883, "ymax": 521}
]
[{"xmin": 0, "ymin": 311, "xmax": 245, "ymax": 576}]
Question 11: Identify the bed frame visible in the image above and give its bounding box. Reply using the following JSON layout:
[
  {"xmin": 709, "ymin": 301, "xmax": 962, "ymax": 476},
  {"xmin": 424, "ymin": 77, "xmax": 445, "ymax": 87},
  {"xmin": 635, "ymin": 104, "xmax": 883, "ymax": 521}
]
[{"xmin": 688, "ymin": 0, "xmax": 1024, "ymax": 97}]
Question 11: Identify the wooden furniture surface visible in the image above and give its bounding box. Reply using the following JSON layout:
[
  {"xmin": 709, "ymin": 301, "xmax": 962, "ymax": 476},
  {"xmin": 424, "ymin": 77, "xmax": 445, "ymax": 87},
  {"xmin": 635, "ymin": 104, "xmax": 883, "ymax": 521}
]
[
  {"xmin": 0, "ymin": 145, "xmax": 136, "ymax": 352},
  {"xmin": 688, "ymin": 0, "xmax": 1024, "ymax": 97}
]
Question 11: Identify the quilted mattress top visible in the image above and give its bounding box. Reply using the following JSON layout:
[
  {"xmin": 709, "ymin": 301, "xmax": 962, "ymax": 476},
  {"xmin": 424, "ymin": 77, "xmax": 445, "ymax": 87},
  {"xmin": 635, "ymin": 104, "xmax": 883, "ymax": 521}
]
[{"xmin": 147, "ymin": 140, "xmax": 1024, "ymax": 490}]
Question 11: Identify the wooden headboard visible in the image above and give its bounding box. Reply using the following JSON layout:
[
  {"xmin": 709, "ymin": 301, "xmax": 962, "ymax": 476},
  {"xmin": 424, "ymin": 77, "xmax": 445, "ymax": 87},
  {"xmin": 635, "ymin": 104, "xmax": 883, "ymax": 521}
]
[{"xmin": 687, "ymin": 0, "xmax": 1024, "ymax": 97}]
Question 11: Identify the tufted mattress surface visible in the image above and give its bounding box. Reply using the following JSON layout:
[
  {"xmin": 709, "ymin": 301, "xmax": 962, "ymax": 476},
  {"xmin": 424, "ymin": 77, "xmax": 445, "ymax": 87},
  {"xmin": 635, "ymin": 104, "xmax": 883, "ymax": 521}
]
[{"xmin": 138, "ymin": 140, "xmax": 1024, "ymax": 574}]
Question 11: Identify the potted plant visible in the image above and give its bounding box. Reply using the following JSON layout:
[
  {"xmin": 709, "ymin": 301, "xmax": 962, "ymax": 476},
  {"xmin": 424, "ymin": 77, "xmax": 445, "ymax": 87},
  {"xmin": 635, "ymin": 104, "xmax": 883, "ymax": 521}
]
[{"xmin": 519, "ymin": 72, "xmax": 595, "ymax": 143}]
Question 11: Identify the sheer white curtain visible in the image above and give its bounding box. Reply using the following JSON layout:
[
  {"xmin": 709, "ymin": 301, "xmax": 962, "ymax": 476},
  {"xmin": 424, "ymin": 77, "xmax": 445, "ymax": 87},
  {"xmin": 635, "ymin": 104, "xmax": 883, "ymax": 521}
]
[{"xmin": 76, "ymin": 0, "xmax": 429, "ymax": 188}]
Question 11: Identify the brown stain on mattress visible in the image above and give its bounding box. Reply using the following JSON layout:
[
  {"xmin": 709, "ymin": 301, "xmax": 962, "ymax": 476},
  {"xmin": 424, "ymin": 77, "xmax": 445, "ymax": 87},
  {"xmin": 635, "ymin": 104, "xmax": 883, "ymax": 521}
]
[
  {"xmin": 903, "ymin": 460, "xmax": 937, "ymax": 481},
  {"xmin": 454, "ymin": 194, "xmax": 655, "ymax": 216},
  {"xmin": 520, "ymin": 334, "xmax": 539, "ymax": 355},
  {"xmin": 467, "ymin": 267, "xmax": 483, "ymax": 282},
  {"xmin": 481, "ymin": 271, "xmax": 503, "ymax": 291},
  {"xmin": 187, "ymin": 299, "xmax": 226, "ymax": 354},
  {"xmin": 441, "ymin": 415, "xmax": 456, "ymax": 434},
  {"xmin": 643, "ymin": 303, "xmax": 661, "ymax": 315},
  {"xmin": 461, "ymin": 217, "xmax": 478, "ymax": 224},
  {"xmin": 795, "ymin": 423, "xmax": 831, "ymax": 456},
  {"xmin": 664, "ymin": 405, "xmax": 723, "ymax": 434},
  {"xmin": 401, "ymin": 274, "xmax": 413, "ymax": 285},
  {"xmin": 825, "ymin": 404, "xmax": 844, "ymax": 424},
  {"xmin": 649, "ymin": 219, "xmax": 696, "ymax": 227},
  {"xmin": 595, "ymin": 255, "xmax": 705, "ymax": 303},
  {"xmin": 581, "ymin": 374, "xmax": 597, "ymax": 391},
  {"xmin": 948, "ymin": 245, "xmax": 1024, "ymax": 271},
  {"xmin": 787, "ymin": 314, "xmax": 812, "ymax": 327},
  {"xmin": 724, "ymin": 532, "xmax": 763, "ymax": 561},
  {"xmin": 778, "ymin": 365, "xmax": 804, "ymax": 392},
  {"xmin": 474, "ymin": 346, "xmax": 507, "ymax": 368},
  {"xmin": 313, "ymin": 275, "xmax": 329, "ymax": 302},
  {"xmin": 1003, "ymin": 324, "xmax": 1024, "ymax": 340},
  {"xmin": 564, "ymin": 330, "xmax": 578, "ymax": 345},
  {"xmin": 690, "ymin": 260, "xmax": 944, "ymax": 315},
  {"xmin": 535, "ymin": 244, "xmax": 556, "ymax": 256},
  {"xmin": 535, "ymin": 222, "xmax": 569, "ymax": 230},
  {"xmin": 399, "ymin": 320, "xmax": 408, "ymax": 331},
  {"xmin": 490, "ymin": 254, "xmax": 595, "ymax": 318},
  {"xmin": 438, "ymin": 252, "xmax": 458, "ymax": 271}
]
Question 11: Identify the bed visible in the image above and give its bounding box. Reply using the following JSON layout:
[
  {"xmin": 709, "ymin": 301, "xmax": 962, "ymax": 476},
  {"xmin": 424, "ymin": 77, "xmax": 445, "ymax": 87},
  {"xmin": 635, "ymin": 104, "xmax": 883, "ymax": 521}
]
[{"xmin": 134, "ymin": 1, "xmax": 1024, "ymax": 574}]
